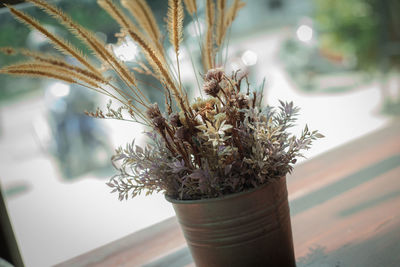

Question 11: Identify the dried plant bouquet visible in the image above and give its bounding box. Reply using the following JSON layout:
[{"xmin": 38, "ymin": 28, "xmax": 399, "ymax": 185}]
[{"xmin": 0, "ymin": 0, "xmax": 323, "ymax": 200}]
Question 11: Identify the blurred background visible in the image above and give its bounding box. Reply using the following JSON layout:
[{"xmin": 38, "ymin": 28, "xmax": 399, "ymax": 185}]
[{"xmin": 0, "ymin": 0, "xmax": 399, "ymax": 266}]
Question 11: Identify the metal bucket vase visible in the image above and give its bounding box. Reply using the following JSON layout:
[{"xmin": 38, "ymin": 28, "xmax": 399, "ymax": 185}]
[{"xmin": 166, "ymin": 176, "xmax": 295, "ymax": 267}]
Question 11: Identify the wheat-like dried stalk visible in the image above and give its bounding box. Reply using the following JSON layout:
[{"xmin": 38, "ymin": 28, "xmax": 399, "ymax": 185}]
[
  {"xmin": 223, "ymin": 0, "xmax": 245, "ymax": 39},
  {"xmin": 97, "ymin": 0, "xmax": 137, "ymax": 32},
  {"xmin": 183, "ymin": 0, "xmax": 197, "ymax": 16},
  {"xmin": 121, "ymin": 0, "xmax": 163, "ymax": 55},
  {"xmin": 97, "ymin": 0, "xmax": 180, "ymax": 110},
  {"xmin": 0, "ymin": 62, "xmax": 102, "ymax": 92},
  {"xmin": 167, "ymin": 0, "xmax": 184, "ymax": 95},
  {"xmin": 6, "ymin": 5, "xmax": 98, "ymax": 76},
  {"xmin": 133, "ymin": 61, "xmax": 157, "ymax": 78},
  {"xmin": 24, "ymin": 0, "xmax": 108, "ymax": 63},
  {"xmin": 0, "ymin": 47, "xmax": 17, "ymax": 55},
  {"xmin": 216, "ymin": 0, "xmax": 226, "ymax": 47},
  {"xmin": 204, "ymin": 0, "xmax": 215, "ymax": 70},
  {"xmin": 205, "ymin": 0, "xmax": 215, "ymax": 34},
  {"xmin": 4, "ymin": 62, "xmax": 102, "ymax": 87},
  {"xmin": 0, "ymin": 47, "xmax": 130, "ymax": 104},
  {"xmin": 127, "ymin": 29, "xmax": 188, "ymax": 113},
  {"xmin": 20, "ymin": 50, "xmax": 107, "ymax": 84},
  {"xmin": 5, "ymin": 60, "xmax": 146, "ymax": 114},
  {"xmin": 27, "ymin": 0, "xmax": 137, "ymax": 85},
  {"xmin": 95, "ymin": 0, "xmax": 181, "ymax": 108},
  {"xmin": 0, "ymin": 68, "xmax": 76, "ymax": 84},
  {"xmin": 3, "ymin": 0, "xmax": 245, "ymax": 124},
  {"xmin": 27, "ymin": 0, "xmax": 151, "ymax": 107},
  {"xmin": 168, "ymin": 0, "xmax": 184, "ymax": 54}
]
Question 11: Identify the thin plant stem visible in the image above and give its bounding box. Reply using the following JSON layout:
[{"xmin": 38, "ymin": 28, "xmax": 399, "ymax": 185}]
[
  {"xmin": 193, "ymin": 12, "xmax": 204, "ymax": 54},
  {"xmin": 176, "ymin": 53, "xmax": 183, "ymax": 93},
  {"xmin": 184, "ymin": 40, "xmax": 202, "ymax": 97},
  {"xmin": 223, "ymin": 27, "xmax": 232, "ymax": 70}
]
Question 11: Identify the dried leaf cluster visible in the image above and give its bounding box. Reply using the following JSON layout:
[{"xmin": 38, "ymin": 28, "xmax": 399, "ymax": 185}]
[
  {"xmin": 1, "ymin": 0, "xmax": 322, "ymax": 200},
  {"xmin": 109, "ymin": 72, "xmax": 323, "ymax": 200}
]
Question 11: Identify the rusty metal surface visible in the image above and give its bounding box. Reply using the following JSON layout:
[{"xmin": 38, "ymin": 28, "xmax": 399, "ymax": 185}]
[{"xmin": 167, "ymin": 177, "xmax": 295, "ymax": 267}]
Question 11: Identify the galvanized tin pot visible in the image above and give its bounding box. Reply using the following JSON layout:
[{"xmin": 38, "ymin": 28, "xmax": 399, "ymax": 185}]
[{"xmin": 166, "ymin": 176, "xmax": 295, "ymax": 267}]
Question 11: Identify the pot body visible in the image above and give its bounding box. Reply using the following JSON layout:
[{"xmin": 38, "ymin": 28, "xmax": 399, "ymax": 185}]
[{"xmin": 166, "ymin": 176, "xmax": 295, "ymax": 267}]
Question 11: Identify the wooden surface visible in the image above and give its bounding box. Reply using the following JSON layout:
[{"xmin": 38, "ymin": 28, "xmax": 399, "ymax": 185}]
[{"xmin": 58, "ymin": 120, "xmax": 400, "ymax": 267}]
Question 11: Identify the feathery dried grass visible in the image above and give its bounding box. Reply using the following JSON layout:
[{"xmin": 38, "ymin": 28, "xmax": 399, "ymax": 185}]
[
  {"xmin": 95, "ymin": 0, "xmax": 181, "ymax": 109},
  {"xmin": 0, "ymin": 68, "xmax": 76, "ymax": 84},
  {"xmin": 204, "ymin": 0, "xmax": 215, "ymax": 70},
  {"xmin": 1, "ymin": 0, "xmax": 313, "ymax": 202},
  {"xmin": 216, "ymin": 0, "xmax": 226, "ymax": 47},
  {"xmin": 121, "ymin": 0, "xmax": 163, "ymax": 54},
  {"xmin": 4, "ymin": 0, "xmax": 245, "ymax": 121},
  {"xmin": 133, "ymin": 61, "xmax": 157, "ymax": 78},
  {"xmin": 0, "ymin": 47, "xmax": 17, "ymax": 55},
  {"xmin": 127, "ymin": 29, "xmax": 188, "ymax": 113},
  {"xmin": 223, "ymin": 0, "xmax": 245, "ymax": 39},
  {"xmin": 98, "ymin": 0, "xmax": 137, "ymax": 32},
  {"xmin": 27, "ymin": 0, "xmax": 140, "ymax": 95},
  {"xmin": 3, "ymin": 62, "xmax": 101, "ymax": 87},
  {"xmin": 167, "ymin": 0, "xmax": 184, "ymax": 54},
  {"xmin": 183, "ymin": 0, "xmax": 197, "ymax": 16},
  {"xmin": 6, "ymin": 5, "xmax": 98, "ymax": 75},
  {"xmin": 20, "ymin": 50, "xmax": 106, "ymax": 84}
]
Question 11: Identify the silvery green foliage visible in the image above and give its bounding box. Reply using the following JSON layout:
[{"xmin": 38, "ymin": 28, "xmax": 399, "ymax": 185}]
[
  {"xmin": 108, "ymin": 98, "xmax": 323, "ymax": 200},
  {"xmin": 106, "ymin": 132, "xmax": 180, "ymax": 200}
]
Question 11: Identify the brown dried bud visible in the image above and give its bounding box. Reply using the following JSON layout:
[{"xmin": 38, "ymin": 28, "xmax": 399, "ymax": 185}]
[
  {"xmin": 169, "ymin": 113, "xmax": 182, "ymax": 127},
  {"xmin": 146, "ymin": 103, "xmax": 161, "ymax": 119},
  {"xmin": 237, "ymin": 94, "xmax": 248, "ymax": 109},
  {"xmin": 203, "ymin": 79, "xmax": 220, "ymax": 97},
  {"xmin": 175, "ymin": 127, "xmax": 190, "ymax": 141},
  {"xmin": 205, "ymin": 68, "xmax": 224, "ymax": 82},
  {"xmin": 152, "ymin": 116, "xmax": 166, "ymax": 130}
]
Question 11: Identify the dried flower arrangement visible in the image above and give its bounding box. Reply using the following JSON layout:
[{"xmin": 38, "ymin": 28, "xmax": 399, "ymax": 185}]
[{"xmin": 0, "ymin": 0, "xmax": 323, "ymax": 200}]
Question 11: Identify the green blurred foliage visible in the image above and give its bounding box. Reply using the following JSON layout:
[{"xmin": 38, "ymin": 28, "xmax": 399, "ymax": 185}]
[
  {"xmin": 315, "ymin": 0, "xmax": 400, "ymax": 72},
  {"xmin": 314, "ymin": 0, "xmax": 380, "ymax": 71}
]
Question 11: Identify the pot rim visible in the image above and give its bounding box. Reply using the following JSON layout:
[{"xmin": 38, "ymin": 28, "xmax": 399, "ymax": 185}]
[{"xmin": 165, "ymin": 176, "xmax": 285, "ymax": 204}]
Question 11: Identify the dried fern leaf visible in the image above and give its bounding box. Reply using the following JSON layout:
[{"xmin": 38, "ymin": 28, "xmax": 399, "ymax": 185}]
[{"xmin": 168, "ymin": 0, "xmax": 184, "ymax": 54}]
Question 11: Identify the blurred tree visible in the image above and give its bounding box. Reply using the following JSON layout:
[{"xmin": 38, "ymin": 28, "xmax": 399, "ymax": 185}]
[
  {"xmin": 314, "ymin": 0, "xmax": 400, "ymax": 72},
  {"xmin": 314, "ymin": 0, "xmax": 400, "ymax": 113}
]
